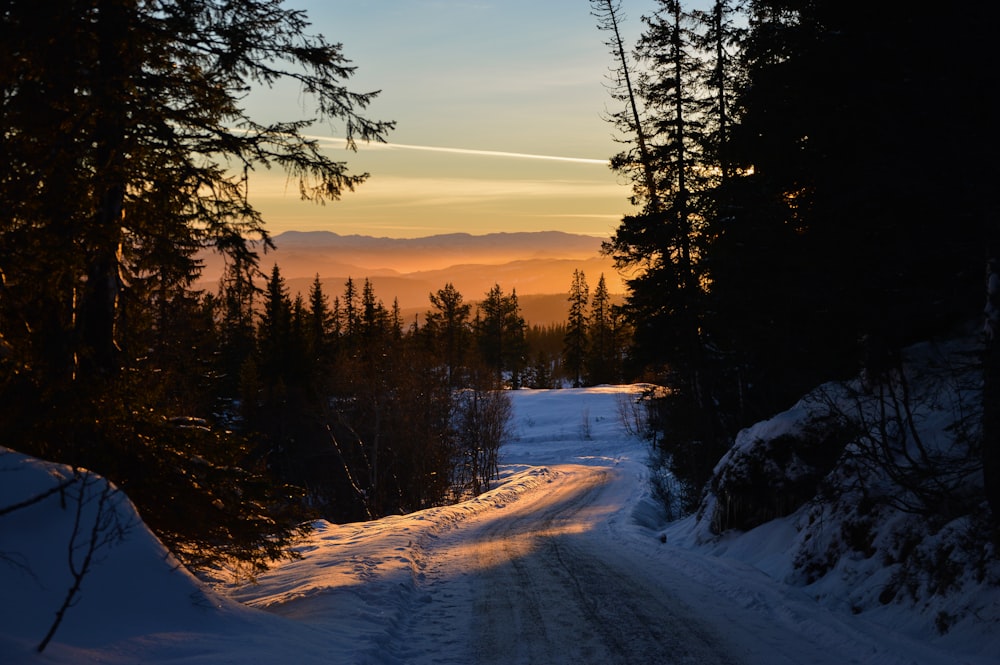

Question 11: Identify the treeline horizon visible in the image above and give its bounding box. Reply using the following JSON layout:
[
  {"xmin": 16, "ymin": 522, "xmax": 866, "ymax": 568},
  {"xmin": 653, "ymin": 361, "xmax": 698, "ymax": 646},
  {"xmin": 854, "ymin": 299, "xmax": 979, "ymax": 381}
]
[{"xmin": 238, "ymin": 263, "xmax": 635, "ymax": 390}]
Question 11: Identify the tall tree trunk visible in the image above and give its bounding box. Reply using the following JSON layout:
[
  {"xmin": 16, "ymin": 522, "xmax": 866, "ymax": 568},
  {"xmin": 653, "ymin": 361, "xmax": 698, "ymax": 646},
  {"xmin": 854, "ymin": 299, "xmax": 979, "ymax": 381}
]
[
  {"xmin": 712, "ymin": 0, "xmax": 731, "ymax": 184},
  {"xmin": 671, "ymin": 1, "xmax": 692, "ymax": 292},
  {"xmin": 80, "ymin": 186, "xmax": 125, "ymax": 377},
  {"xmin": 666, "ymin": 1, "xmax": 705, "ymax": 410},
  {"xmin": 78, "ymin": 0, "xmax": 130, "ymax": 377},
  {"xmin": 983, "ymin": 262, "xmax": 1000, "ymax": 528},
  {"xmin": 592, "ymin": 0, "xmax": 661, "ymax": 213}
]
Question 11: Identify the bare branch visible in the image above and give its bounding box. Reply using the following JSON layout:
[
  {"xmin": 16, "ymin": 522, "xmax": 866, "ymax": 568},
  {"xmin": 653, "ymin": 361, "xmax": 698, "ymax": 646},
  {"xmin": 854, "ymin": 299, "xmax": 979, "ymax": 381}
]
[{"xmin": 37, "ymin": 473, "xmax": 131, "ymax": 653}]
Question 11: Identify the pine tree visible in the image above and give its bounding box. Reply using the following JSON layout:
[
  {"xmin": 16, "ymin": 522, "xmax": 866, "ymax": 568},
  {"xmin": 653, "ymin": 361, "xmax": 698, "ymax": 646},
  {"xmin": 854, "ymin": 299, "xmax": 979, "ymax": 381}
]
[
  {"xmin": 342, "ymin": 277, "xmax": 360, "ymax": 343},
  {"xmin": 360, "ymin": 278, "xmax": 388, "ymax": 343},
  {"xmin": 307, "ymin": 274, "xmax": 335, "ymax": 361},
  {"xmin": 476, "ymin": 285, "xmax": 506, "ymax": 381},
  {"xmin": 564, "ymin": 270, "xmax": 590, "ymax": 387},
  {"xmin": 331, "ymin": 296, "xmax": 344, "ymax": 340},
  {"xmin": 692, "ymin": 0, "xmax": 743, "ymax": 186},
  {"xmin": 591, "ymin": 0, "xmax": 661, "ymax": 212},
  {"xmin": 587, "ymin": 274, "xmax": 616, "ymax": 385},
  {"xmin": 594, "ymin": 0, "xmax": 741, "ymax": 506},
  {"xmin": 503, "ymin": 290, "xmax": 529, "ymax": 389},
  {"xmin": 258, "ymin": 265, "xmax": 293, "ymax": 391},
  {"xmin": 475, "ymin": 285, "xmax": 527, "ymax": 387},
  {"xmin": 425, "ymin": 283, "xmax": 472, "ymax": 387},
  {"xmin": 604, "ymin": 0, "xmax": 709, "ymax": 377},
  {"xmin": 390, "ymin": 298, "xmax": 404, "ymax": 341}
]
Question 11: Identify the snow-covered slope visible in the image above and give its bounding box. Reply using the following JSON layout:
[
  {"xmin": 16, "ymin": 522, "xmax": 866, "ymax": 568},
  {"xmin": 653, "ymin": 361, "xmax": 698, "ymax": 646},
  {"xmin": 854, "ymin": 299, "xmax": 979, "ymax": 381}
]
[
  {"xmin": 0, "ymin": 449, "xmax": 343, "ymax": 663},
  {"xmin": 2, "ymin": 384, "xmax": 997, "ymax": 663},
  {"xmin": 670, "ymin": 335, "xmax": 1000, "ymax": 660}
]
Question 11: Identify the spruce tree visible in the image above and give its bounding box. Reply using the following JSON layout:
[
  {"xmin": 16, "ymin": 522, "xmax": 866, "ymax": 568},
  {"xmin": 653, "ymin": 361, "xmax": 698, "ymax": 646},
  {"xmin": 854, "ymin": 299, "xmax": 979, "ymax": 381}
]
[
  {"xmin": 307, "ymin": 274, "xmax": 335, "ymax": 362},
  {"xmin": 595, "ymin": 0, "xmax": 745, "ymax": 503},
  {"xmin": 360, "ymin": 278, "xmax": 388, "ymax": 343},
  {"xmin": 604, "ymin": 0, "xmax": 709, "ymax": 377},
  {"xmin": 475, "ymin": 284, "xmax": 527, "ymax": 387},
  {"xmin": 390, "ymin": 298, "xmax": 404, "ymax": 341},
  {"xmin": 476, "ymin": 285, "xmax": 506, "ymax": 382},
  {"xmin": 342, "ymin": 277, "xmax": 360, "ymax": 343},
  {"xmin": 503, "ymin": 289, "xmax": 529, "ymax": 389},
  {"xmin": 564, "ymin": 270, "xmax": 590, "ymax": 387},
  {"xmin": 258, "ymin": 264, "xmax": 293, "ymax": 391},
  {"xmin": 425, "ymin": 283, "xmax": 472, "ymax": 387},
  {"xmin": 0, "ymin": 0, "xmax": 391, "ymax": 385},
  {"xmin": 691, "ymin": 0, "xmax": 743, "ymax": 186},
  {"xmin": 587, "ymin": 274, "xmax": 616, "ymax": 385}
]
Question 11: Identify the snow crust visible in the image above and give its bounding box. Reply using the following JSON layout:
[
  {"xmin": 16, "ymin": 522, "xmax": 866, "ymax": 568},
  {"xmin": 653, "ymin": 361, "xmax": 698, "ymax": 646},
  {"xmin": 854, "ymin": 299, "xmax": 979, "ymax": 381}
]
[{"xmin": 2, "ymin": 384, "xmax": 997, "ymax": 663}]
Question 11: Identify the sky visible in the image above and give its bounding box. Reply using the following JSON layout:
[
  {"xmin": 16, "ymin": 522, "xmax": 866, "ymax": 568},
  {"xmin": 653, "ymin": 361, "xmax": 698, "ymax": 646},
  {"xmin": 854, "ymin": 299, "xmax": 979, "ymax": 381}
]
[{"xmin": 243, "ymin": 0, "xmax": 666, "ymax": 238}]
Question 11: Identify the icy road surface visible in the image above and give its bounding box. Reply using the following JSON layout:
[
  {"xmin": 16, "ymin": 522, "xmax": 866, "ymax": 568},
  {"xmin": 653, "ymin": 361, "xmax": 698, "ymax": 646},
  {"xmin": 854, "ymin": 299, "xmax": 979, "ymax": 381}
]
[{"xmin": 406, "ymin": 465, "xmax": 738, "ymax": 665}]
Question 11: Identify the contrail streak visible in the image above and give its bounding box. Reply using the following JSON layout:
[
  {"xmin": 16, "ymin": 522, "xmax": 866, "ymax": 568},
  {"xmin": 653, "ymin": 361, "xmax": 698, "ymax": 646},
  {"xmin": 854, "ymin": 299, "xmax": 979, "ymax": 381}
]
[{"xmin": 305, "ymin": 135, "xmax": 608, "ymax": 165}]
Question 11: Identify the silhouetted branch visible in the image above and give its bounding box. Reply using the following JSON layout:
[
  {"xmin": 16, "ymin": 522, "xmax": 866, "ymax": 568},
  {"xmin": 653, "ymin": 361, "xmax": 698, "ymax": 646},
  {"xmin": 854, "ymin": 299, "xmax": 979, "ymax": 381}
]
[
  {"xmin": 0, "ymin": 473, "xmax": 81, "ymax": 518},
  {"xmin": 37, "ymin": 473, "xmax": 131, "ymax": 653}
]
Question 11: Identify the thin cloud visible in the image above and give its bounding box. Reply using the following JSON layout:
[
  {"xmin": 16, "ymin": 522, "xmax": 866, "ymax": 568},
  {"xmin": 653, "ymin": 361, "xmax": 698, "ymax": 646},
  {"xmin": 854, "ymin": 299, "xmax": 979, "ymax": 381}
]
[
  {"xmin": 305, "ymin": 135, "xmax": 608, "ymax": 165},
  {"xmin": 334, "ymin": 175, "xmax": 623, "ymax": 205}
]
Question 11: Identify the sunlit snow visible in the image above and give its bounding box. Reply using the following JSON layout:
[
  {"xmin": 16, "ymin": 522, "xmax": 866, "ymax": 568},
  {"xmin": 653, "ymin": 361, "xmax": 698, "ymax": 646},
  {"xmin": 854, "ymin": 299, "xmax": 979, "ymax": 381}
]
[{"xmin": 2, "ymin": 385, "xmax": 996, "ymax": 663}]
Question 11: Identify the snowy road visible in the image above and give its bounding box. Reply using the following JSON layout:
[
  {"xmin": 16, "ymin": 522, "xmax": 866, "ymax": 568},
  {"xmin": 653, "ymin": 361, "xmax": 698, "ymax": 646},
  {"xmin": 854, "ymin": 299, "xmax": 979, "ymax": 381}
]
[
  {"xmin": 395, "ymin": 465, "xmax": 738, "ymax": 665},
  {"xmin": 380, "ymin": 459, "xmax": 954, "ymax": 665},
  {"xmin": 317, "ymin": 386, "xmax": 988, "ymax": 665},
  {"xmin": 467, "ymin": 467, "xmax": 736, "ymax": 665},
  {"xmin": 6, "ymin": 386, "xmax": 994, "ymax": 664},
  {"xmin": 223, "ymin": 386, "xmax": 989, "ymax": 665}
]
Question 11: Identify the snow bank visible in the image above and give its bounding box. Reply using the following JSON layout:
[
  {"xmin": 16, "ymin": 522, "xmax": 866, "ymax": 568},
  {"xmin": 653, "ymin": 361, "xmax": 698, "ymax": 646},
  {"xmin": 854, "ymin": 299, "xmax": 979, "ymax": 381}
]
[
  {"xmin": 0, "ymin": 449, "xmax": 342, "ymax": 664},
  {"xmin": 670, "ymin": 335, "xmax": 1000, "ymax": 659}
]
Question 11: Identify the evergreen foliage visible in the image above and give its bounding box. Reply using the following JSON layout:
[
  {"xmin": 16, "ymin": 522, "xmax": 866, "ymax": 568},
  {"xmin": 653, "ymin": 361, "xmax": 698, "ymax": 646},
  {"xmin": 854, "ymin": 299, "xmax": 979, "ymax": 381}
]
[
  {"xmin": 0, "ymin": 0, "xmax": 391, "ymax": 571},
  {"xmin": 564, "ymin": 270, "xmax": 590, "ymax": 387},
  {"xmin": 424, "ymin": 283, "xmax": 473, "ymax": 387},
  {"xmin": 474, "ymin": 284, "xmax": 529, "ymax": 388},
  {"xmin": 713, "ymin": 0, "xmax": 995, "ymax": 416},
  {"xmin": 594, "ymin": 0, "xmax": 1000, "ymax": 523},
  {"xmin": 587, "ymin": 274, "xmax": 620, "ymax": 385},
  {"xmin": 235, "ymin": 275, "xmax": 525, "ymax": 520},
  {"xmin": 524, "ymin": 323, "xmax": 566, "ymax": 389}
]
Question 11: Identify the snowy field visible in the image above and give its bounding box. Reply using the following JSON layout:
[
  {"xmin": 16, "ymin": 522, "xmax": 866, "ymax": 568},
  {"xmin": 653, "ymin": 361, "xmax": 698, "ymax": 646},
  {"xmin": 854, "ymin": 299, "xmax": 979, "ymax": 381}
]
[{"xmin": 2, "ymin": 385, "xmax": 997, "ymax": 663}]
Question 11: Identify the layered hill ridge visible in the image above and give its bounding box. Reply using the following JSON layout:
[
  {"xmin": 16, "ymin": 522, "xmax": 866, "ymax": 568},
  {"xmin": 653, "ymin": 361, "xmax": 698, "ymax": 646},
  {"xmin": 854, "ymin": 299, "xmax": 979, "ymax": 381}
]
[{"xmin": 196, "ymin": 231, "xmax": 625, "ymax": 325}]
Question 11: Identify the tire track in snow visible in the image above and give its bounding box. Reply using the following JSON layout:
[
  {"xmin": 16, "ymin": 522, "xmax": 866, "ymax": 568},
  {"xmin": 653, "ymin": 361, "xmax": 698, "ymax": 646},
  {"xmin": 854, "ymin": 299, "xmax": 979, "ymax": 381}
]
[
  {"xmin": 468, "ymin": 466, "xmax": 739, "ymax": 665},
  {"xmin": 393, "ymin": 465, "xmax": 741, "ymax": 664}
]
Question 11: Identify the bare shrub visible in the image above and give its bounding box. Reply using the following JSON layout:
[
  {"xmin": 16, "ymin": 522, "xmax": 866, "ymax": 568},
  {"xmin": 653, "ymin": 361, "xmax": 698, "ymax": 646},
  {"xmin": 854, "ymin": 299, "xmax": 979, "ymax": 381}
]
[
  {"xmin": 616, "ymin": 387, "xmax": 654, "ymax": 438},
  {"xmin": 453, "ymin": 373, "xmax": 512, "ymax": 496},
  {"xmin": 822, "ymin": 345, "xmax": 983, "ymax": 520}
]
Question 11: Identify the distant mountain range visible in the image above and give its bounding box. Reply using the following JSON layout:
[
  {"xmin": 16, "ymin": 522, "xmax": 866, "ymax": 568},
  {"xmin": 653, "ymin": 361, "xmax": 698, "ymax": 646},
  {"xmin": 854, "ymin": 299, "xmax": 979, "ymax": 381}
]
[{"xmin": 196, "ymin": 231, "xmax": 626, "ymax": 325}]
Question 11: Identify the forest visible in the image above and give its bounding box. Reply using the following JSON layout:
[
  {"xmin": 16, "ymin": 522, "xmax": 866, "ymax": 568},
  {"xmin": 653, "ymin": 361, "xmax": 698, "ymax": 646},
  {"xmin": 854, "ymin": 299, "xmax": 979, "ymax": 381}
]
[
  {"xmin": 590, "ymin": 0, "xmax": 1000, "ymax": 522},
  {"xmin": 1, "ymin": 0, "xmax": 999, "ymax": 582}
]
